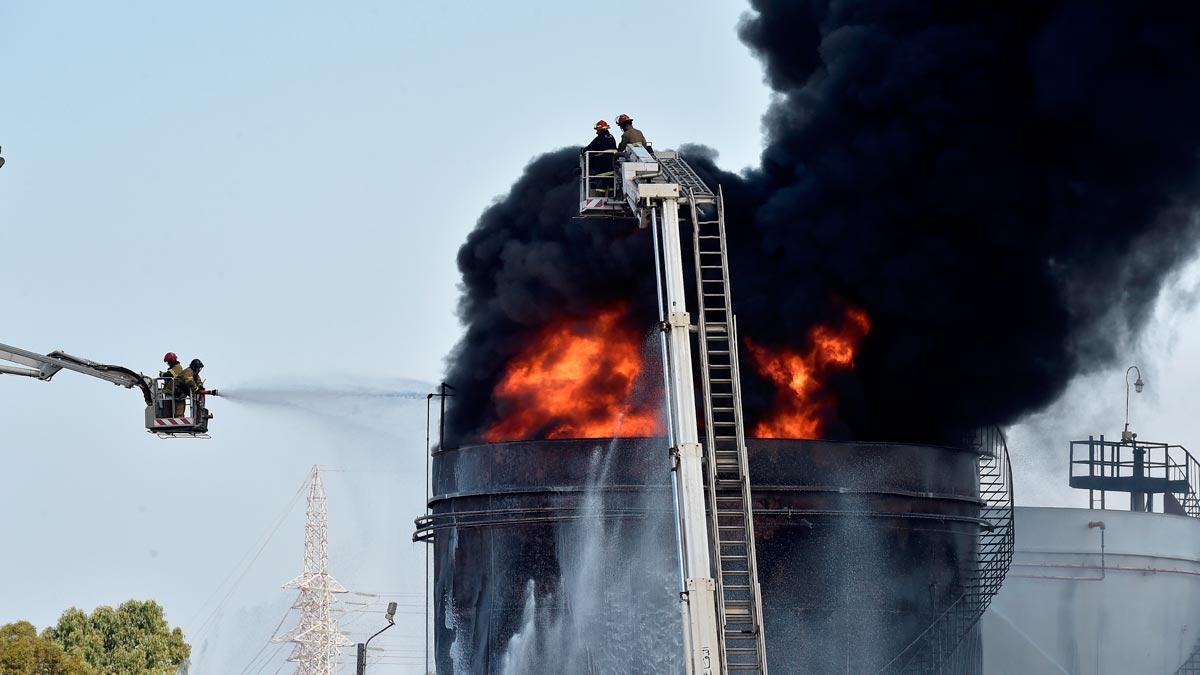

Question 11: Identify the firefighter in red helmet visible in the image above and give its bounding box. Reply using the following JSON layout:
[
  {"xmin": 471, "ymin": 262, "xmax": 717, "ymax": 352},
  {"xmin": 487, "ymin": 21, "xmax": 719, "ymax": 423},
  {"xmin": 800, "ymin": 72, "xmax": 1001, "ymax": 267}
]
[
  {"xmin": 581, "ymin": 119, "xmax": 618, "ymax": 197},
  {"xmin": 583, "ymin": 119, "xmax": 617, "ymax": 155},
  {"xmin": 158, "ymin": 352, "xmax": 184, "ymax": 417},
  {"xmin": 615, "ymin": 114, "xmax": 648, "ymax": 152}
]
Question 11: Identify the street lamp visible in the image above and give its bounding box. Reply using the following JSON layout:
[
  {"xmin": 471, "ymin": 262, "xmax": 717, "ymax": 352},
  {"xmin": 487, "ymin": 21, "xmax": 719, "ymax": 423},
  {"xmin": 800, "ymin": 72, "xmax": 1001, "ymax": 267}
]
[
  {"xmin": 356, "ymin": 601, "xmax": 397, "ymax": 675},
  {"xmin": 1122, "ymin": 365, "xmax": 1145, "ymax": 442}
]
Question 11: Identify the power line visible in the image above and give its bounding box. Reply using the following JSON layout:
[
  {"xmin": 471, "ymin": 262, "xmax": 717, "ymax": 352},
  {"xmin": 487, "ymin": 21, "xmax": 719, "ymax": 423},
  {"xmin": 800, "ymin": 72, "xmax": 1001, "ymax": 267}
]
[
  {"xmin": 190, "ymin": 472, "xmax": 310, "ymax": 644},
  {"xmin": 236, "ymin": 606, "xmax": 296, "ymax": 675}
]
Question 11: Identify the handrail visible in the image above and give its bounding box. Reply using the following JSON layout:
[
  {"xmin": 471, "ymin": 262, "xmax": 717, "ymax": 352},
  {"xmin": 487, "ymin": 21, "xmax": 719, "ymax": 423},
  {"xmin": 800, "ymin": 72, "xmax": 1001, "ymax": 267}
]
[
  {"xmin": 1070, "ymin": 437, "xmax": 1200, "ymax": 517},
  {"xmin": 877, "ymin": 425, "xmax": 1015, "ymax": 674},
  {"xmin": 578, "ymin": 151, "xmax": 623, "ymax": 212}
]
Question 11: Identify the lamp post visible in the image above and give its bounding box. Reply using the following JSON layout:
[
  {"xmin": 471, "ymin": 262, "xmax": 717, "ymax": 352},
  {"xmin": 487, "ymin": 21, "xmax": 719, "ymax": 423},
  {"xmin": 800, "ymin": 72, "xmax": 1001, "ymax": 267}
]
[
  {"xmin": 356, "ymin": 601, "xmax": 397, "ymax": 675},
  {"xmin": 1121, "ymin": 365, "xmax": 1145, "ymax": 443}
]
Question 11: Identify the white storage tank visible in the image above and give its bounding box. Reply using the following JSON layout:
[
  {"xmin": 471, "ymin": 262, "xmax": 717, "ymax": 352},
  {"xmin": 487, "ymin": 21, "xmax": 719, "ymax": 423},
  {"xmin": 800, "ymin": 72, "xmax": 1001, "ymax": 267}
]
[{"xmin": 983, "ymin": 506, "xmax": 1200, "ymax": 674}]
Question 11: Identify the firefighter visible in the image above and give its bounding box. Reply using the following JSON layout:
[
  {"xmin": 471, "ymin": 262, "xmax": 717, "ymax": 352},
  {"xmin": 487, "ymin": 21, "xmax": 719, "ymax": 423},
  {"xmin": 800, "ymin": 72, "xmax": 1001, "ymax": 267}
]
[
  {"xmin": 174, "ymin": 358, "xmax": 207, "ymax": 416},
  {"xmin": 615, "ymin": 114, "xmax": 648, "ymax": 152},
  {"xmin": 158, "ymin": 352, "xmax": 184, "ymax": 417},
  {"xmin": 582, "ymin": 120, "xmax": 616, "ymax": 155},
  {"xmin": 581, "ymin": 120, "xmax": 617, "ymax": 196}
]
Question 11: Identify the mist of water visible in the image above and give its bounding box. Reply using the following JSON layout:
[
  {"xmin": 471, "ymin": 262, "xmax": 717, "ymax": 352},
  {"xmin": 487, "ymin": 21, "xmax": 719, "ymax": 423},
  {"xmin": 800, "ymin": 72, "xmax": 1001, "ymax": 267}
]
[
  {"xmin": 217, "ymin": 384, "xmax": 426, "ymax": 404},
  {"xmin": 988, "ymin": 606, "xmax": 1072, "ymax": 675},
  {"xmin": 212, "ymin": 379, "xmax": 433, "ymax": 439},
  {"xmin": 497, "ymin": 440, "xmax": 684, "ymax": 675}
]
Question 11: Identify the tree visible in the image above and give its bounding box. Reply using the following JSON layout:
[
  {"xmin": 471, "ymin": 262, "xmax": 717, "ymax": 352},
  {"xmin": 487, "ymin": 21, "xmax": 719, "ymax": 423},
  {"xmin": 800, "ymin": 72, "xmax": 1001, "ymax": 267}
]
[
  {"xmin": 0, "ymin": 621, "xmax": 93, "ymax": 675},
  {"xmin": 43, "ymin": 601, "xmax": 189, "ymax": 675}
]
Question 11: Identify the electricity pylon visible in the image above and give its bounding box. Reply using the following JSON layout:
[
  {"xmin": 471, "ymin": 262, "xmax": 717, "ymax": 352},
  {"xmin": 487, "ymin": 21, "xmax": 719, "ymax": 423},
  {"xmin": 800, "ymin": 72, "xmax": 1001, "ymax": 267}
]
[{"xmin": 277, "ymin": 467, "xmax": 351, "ymax": 674}]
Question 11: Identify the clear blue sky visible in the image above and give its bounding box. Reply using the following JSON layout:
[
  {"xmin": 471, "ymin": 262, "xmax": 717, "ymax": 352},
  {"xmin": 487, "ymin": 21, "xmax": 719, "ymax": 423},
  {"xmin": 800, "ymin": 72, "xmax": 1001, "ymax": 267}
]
[{"xmin": 2, "ymin": 1, "xmax": 1199, "ymax": 673}]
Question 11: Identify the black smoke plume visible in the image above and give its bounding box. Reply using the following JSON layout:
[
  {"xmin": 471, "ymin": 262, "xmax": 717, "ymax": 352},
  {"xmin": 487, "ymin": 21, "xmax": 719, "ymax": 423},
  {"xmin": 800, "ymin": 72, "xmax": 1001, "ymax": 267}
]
[{"xmin": 446, "ymin": 1, "xmax": 1200, "ymax": 446}]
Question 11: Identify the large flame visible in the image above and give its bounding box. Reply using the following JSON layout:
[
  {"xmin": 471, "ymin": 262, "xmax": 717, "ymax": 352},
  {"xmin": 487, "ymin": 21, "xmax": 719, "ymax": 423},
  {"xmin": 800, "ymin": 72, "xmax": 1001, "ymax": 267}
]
[
  {"xmin": 483, "ymin": 306, "xmax": 662, "ymax": 441},
  {"xmin": 745, "ymin": 307, "xmax": 870, "ymax": 438}
]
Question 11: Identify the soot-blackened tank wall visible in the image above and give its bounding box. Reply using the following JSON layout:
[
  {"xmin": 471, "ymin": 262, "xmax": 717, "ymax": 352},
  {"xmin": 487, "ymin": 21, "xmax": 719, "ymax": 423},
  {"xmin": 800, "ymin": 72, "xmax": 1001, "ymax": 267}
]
[{"xmin": 426, "ymin": 438, "xmax": 983, "ymax": 674}]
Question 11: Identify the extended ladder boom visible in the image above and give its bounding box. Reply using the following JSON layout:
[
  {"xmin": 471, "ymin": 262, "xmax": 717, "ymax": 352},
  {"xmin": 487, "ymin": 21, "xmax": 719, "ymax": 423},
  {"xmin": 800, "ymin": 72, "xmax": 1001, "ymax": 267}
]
[
  {"xmin": 615, "ymin": 147, "xmax": 769, "ymax": 674},
  {"xmin": 0, "ymin": 342, "xmax": 153, "ymax": 405}
]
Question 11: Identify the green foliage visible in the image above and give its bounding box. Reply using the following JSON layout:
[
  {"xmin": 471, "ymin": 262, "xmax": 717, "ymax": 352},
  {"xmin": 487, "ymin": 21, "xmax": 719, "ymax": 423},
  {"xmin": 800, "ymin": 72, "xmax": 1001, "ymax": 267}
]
[
  {"xmin": 43, "ymin": 601, "xmax": 189, "ymax": 675},
  {"xmin": 0, "ymin": 621, "xmax": 93, "ymax": 675}
]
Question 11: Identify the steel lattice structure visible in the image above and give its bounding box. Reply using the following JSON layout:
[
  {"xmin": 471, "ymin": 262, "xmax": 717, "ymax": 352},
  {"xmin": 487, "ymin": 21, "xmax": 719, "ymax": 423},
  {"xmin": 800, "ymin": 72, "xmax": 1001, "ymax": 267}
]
[{"xmin": 276, "ymin": 467, "xmax": 351, "ymax": 674}]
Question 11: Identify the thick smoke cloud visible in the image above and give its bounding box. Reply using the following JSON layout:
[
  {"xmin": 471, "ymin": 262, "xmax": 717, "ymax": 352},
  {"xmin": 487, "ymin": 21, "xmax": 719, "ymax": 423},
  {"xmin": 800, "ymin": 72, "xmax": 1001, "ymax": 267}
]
[
  {"xmin": 731, "ymin": 0, "xmax": 1200, "ymax": 442},
  {"xmin": 445, "ymin": 148, "xmax": 658, "ymax": 445},
  {"xmin": 446, "ymin": 1, "xmax": 1200, "ymax": 445}
]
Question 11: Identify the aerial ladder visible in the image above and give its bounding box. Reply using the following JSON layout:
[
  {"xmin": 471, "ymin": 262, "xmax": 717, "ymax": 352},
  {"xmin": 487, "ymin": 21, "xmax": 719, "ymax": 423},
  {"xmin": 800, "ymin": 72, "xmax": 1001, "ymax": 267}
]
[
  {"xmin": 0, "ymin": 342, "xmax": 218, "ymax": 437},
  {"xmin": 581, "ymin": 146, "xmax": 769, "ymax": 673}
]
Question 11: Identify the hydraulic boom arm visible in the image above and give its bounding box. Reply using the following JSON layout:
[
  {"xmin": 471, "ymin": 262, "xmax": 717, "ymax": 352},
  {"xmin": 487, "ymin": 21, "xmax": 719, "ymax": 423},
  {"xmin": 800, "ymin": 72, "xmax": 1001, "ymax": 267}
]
[
  {"xmin": 0, "ymin": 342, "xmax": 153, "ymax": 405},
  {"xmin": 583, "ymin": 144, "xmax": 769, "ymax": 674}
]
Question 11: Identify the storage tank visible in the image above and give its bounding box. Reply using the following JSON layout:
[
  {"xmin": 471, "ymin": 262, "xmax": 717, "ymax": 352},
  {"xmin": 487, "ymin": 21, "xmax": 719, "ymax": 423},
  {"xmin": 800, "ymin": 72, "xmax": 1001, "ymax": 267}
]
[
  {"xmin": 983, "ymin": 508, "xmax": 1200, "ymax": 674},
  {"xmin": 421, "ymin": 437, "xmax": 988, "ymax": 673},
  {"xmin": 982, "ymin": 436, "xmax": 1200, "ymax": 674}
]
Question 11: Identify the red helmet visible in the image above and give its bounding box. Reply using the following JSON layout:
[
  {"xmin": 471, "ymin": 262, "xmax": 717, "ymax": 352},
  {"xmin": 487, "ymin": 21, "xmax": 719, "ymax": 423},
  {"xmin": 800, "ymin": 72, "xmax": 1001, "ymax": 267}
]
[
  {"xmin": 594, "ymin": 119, "xmax": 609, "ymax": 131},
  {"xmin": 163, "ymin": 352, "xmax": 178, "ymax": 363},
  {"xmin": 616, "ymin": 113, "xmax": 633, "ymax": 125}
]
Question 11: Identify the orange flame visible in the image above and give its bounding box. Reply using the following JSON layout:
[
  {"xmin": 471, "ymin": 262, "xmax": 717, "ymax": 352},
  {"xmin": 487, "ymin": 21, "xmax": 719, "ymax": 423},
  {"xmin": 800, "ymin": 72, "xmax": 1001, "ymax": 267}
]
[
  {"xmin": 483, "ymin": 306, "xmax": 662, "ymax": 441},
  {"xmin": 745, "ymin": 307, "xmax": 870, "ymax": 438}
]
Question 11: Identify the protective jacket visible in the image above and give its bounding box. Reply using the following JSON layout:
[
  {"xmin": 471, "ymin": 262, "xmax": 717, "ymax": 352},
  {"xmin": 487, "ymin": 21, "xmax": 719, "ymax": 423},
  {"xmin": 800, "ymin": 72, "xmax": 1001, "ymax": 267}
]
[
  {"xmin": 582, "ymin": 131, "xmax": 617, "ymax": 174},
  {"xmin": 582, "ymin": 131, "xmax": 616, "ymax": 154},
  {"xmin": 618, "ymin": 126, "xmax": 647, "ymax": 152},
  {"xmin": 178, "ymin": 367, "xmax": 204, "ymax": 394}
]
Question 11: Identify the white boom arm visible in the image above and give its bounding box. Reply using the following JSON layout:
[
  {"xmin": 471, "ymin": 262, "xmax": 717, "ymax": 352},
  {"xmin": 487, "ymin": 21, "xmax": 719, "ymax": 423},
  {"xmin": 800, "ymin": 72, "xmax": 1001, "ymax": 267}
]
[
  {"xmin": 623, "ymin": 148, "xmax": 722, "ymax": 675},
  {"xmin": 0, "ymin": 342, "xmax": 153, "ymax": 404}
]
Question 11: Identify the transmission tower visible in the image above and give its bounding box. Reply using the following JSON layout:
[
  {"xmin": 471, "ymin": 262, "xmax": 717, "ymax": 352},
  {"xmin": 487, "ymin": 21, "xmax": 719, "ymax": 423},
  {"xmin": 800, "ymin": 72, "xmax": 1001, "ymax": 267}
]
[{"xmin": 276, "ymin": 466, "xmax": 351, "ymax": 674}]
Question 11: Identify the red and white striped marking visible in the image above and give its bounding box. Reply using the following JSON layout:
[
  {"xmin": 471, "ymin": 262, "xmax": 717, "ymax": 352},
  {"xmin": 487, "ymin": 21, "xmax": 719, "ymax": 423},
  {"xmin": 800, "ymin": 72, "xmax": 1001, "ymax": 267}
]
[
  {"xmin": 154, "ymin": 417, "xmax": 193, "ymax": 427},
  {"xmin": 582, "ymin": 198, "xmax": 607, "ymax": 209}
]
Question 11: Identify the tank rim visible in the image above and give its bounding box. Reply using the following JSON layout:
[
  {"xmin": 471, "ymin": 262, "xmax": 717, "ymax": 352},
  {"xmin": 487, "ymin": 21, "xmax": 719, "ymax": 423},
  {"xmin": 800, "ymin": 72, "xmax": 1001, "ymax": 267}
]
[{"xmin": 438, "ymin": 435, "xmax": 983, "ymax": 456}]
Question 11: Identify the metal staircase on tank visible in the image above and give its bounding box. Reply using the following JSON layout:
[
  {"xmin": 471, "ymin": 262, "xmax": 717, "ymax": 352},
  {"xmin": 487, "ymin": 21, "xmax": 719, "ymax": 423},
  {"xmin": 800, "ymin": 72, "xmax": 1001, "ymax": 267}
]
[
  {"xmin": 659, "ymin": 153, "xmax": 769, "ymax": 673},
  {"xmin": 878, "ymin": 425, "xmax": 1015, "ymax": 675},
  {"xmin": 1179, "ymin": 639, "xmax": 1200, "ymax": 675}
]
